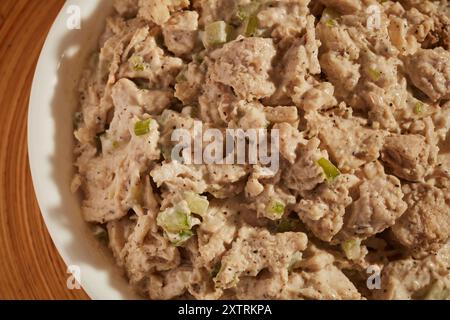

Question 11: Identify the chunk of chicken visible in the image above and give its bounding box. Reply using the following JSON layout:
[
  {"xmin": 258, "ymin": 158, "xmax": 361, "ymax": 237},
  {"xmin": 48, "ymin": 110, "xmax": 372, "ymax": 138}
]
[
  {"xmin": 107, "ymin": 216, "xmax": 136, "ymax": 264},
  {"xmin": 307, "ymin": 112, "xmax": 387, "ymax": 172},
  {"xmin": 114, "ymin": 0, "xmax": 139, "ymax": 17},
  {"xmin": 284, "ymin": 265, "xmax": 363, "ymax": 299},
  {"xmin": 273, "ymin": 122, "xmax": 304, "ymax": 164},
  {"xmin": 209, "ymin": 37, "xmax": 276, "ymax": 100},
  {"xmin": 148, "ymin": 267, "xmax": 193, "ymax": 299},
  {"xmin": 374, "ymin": 243, "xmax": 450, "ymax": 300},
  {"xmin": 111, "ymin": 78, "xmax": 174, "ymax": 116},
  {"xmin": 404, "ymin": 48, "xmax": 450, "ymax": 101},
  {"xmin": 257, "ymin": 1, "xmax": 309, "ymax": 49},
  {"xmin": 193, "ymin": 0, "xmax": 239, "ymax": 26},
  {"xmin": 319, "ymin": 52, "xmax": 361, "ymax": 101},
  {"xmin": 198, "ymin": 77, "xmax": 238, "ymax": 126},
  {"xmin": 234, "ymin": 244, "xmax": 362, "ymax": 299},
  {"xmin": 382, "ymin": 134, "xmax": 438, "ymax": 181},
  {"xmin": 337, "ymin": 162, "xmax": 407, "ymax": 240},
  {"xmin": 78, "ymin": 102, "xmax": 160, "ymax": 223},
  {"xmin": 197, "ymin": 199, "xmax": 239, "ymax": 267},
  {"xmin": 270, "ymin": 15, "xmax": 321, "ymax": 105},
  {"xmin": 175, "ymin": 62, "xmax": 205, "ymax": 105},
  {"xmin": 283, "ymin": 137, "xmax": 328, "ymax": 195},
  {"xmin": 214, "ymin": 226, "xmax": 308, "ymax": 290},
  {"xmin": 162, "ymin": 11, "xmax": 199, "ymax": 56},
  {"xmin": 282, "ymin": 245, "xmax": 362, "ymax": 299},
  {"xmin": 296, "ymin": 174, "xmax": 360, "ymax": 242},
  {"xmin": 121, "ymin": 215, "xmax": 181, "ymax": 285},
  {"xmin": 151, "ymin": 162, "xmax": 208, "ymax": 194},
  {"xmin": 119, "ymin": 34, "xmax": 183, "ymax": 88},
  {"xmin": 138, "ymin": 0, "xmax": 190, "ymax": 25},
  {"xmin": 391, "ymin": 183, "xmax": 450, "ymax": 252}
]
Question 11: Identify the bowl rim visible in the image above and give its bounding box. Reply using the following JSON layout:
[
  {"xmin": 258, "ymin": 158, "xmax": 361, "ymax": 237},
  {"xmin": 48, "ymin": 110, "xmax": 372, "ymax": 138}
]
[{"xmin": 28, "ymin": 0, "xmax": 137, "ymax": 300}]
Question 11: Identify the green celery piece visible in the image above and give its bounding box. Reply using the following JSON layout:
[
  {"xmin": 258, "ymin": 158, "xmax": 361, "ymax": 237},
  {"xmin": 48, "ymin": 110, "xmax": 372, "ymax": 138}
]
[
  {"xmin": 157, "ymin": 208, "xmax": 191, "ymax": 234},
  {"xmin": 317, "ymin": 157, "xmax": 341, "ymax": 182},
  {"xmin": 326, "ymin": 19, "xmax": 337, "ymax": 27},
  {"xmin": 322, "ymin": 7, "xmax": 340, "ymax": 28},
  {"xmin": 266, "ymin": 199, "xmax": 286, "ymax": 217},
  {"xmin": 134, "ymin": 118, "xmax": 152, "ymax": 136},
  {"xmin": 341, "ymin": 238, "xmax": 362, "ymax": 260},
  {"xmin": 237, "ymin": 1, "xmax": 262, "ymax": 21},
  {"xmin": 368, "ymin": 68, "xmax": 382, "ymax": 81},
  {"xmin": 204, "ymin": 21, "xmax": 230, "ymax": 47},
  {"xmin": 245, "ymin": 15, "xmax": 259, "ymax": 37},
  {"xmin": 276, "ymin": 218, "xmax": 300, "ymax": 233},
  {"xmin": 414, "ymin": 102, "xmax": 424, "ymax": 115},
  {"xmin": 184, "ymin": 192, "xmax": 209, "ymax": 216},
  {"xmin": 172, "ymin": 230, "xmax": 194, "ymax": 247},
  {"xmin": 130, "ymin": 55, "xmax": 145, "ymax": 72}
]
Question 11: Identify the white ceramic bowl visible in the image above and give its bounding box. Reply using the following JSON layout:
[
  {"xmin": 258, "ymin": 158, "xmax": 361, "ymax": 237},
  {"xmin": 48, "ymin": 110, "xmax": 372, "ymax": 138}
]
[{"xmin": 28, "ymin": 0, "xmax": 139, "ymax": 300}]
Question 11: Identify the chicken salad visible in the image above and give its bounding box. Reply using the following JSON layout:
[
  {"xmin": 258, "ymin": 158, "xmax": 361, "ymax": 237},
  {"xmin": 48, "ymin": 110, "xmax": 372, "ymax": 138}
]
[{"xmin": 71, "ymin": 0, "xmax": 450, "ymax": 300}]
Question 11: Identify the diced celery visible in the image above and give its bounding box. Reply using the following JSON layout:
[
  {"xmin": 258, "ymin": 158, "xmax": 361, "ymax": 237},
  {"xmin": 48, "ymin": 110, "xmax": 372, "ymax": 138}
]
[
  {"xmin": 134, "ymin": 118, "xmax": 152, "ymax": 136},
  {"xmin": 133, "ymin": 64, "xmax": 145, "ymax": 72},
  {"xmin": 367, "ymin": 68, "xmax": 382, "ymax": 81},
  {"xmin": 129, "ymin": 55, "xmax": 146, "ymax": 72},
  {"xmin": 236, "ymin": 1, "xmax": 262, "ymax": 21},
  {"xmin": 341, "ymin": 238, "xmax": 362, "ymax": 260},
  {"xmin": 156, "ymin": 198, "xmax": 205, "ymax": 246},
  {"xmin": 276, "ymin": 218, "xmax": 300, "ymax": 233},
  {"xmin": 414, "ymin": 102, "xmax": 424, "ymax": 115},
  {"xmin": 266, "ymin": 199, "xmax": 286, "ymax": 218},
  {"xmin": 184, "ymin": 192, "xmax": 209, "ymax": 216},
  {"xmin": 203, "ymin": 21, "xmax": 231, "ymax": 47},
  {"xmin": 157, "ymin": 201, "xmax": 202, "ymax": 245},
  {"xmin": 322, "ymin": 7, "xmax": 340, "ymax": 20},
  {"xmin": 321, "ymin": 8, "xmax": 340, "ymax": 28},
  {"xmin": 326, "ymin": 19, "xmax": 337, "ymax": 27},
  {"xmin": 317, "ymin": 158, "xmax": 341, "ymax": 182},
  {"xmin": 322, "ymin": 7, "xmax": 340, "ymax": 27},
  {"xmin": 244, "ymin": 15, "xmax": 259, "ymax": 37},
  {"xmin": 157, "ymin": 206, "xmax": 191, "ymax": 234},
  {"xmin": 172, "ymin": 230, "xmax": 194, "ymax": 247}
]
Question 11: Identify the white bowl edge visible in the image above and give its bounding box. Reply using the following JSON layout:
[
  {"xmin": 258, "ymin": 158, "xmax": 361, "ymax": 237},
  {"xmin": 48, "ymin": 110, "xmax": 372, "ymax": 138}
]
[{"xmin": 28, "ymin": 0, "xmax": 139, "ymax": 300}]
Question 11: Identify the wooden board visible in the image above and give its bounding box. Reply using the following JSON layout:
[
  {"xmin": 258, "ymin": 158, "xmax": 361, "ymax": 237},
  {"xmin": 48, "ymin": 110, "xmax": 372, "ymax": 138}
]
[{"xmin": 0, "ymin": 0, "xmax": 89, "ymax": 300}]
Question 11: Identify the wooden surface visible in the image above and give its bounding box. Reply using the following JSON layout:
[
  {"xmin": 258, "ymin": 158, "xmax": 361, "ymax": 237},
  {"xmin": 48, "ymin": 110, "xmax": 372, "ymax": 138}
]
[{"xmin": 0, "ymin": 0, "xmax": 89, "ymax": 300}]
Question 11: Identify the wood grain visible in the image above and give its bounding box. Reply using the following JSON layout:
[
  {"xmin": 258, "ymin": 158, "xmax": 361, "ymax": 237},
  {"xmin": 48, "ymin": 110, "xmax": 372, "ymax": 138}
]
[{"xmin": 0, "ymin": 0, "xmax": 89, "ymax": 300}]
